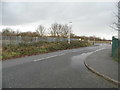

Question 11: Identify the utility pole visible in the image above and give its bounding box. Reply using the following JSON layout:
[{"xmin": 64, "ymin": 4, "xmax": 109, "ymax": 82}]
[
  {"xmin": 68, "ymin": 22, "xmax": 72, "ymax": 44},
  {"xmin": 118, "ymin": 1, "xmax": 120, "ymax": 40}
]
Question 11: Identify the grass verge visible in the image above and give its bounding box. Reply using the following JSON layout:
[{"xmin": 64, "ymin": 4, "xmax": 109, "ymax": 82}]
[{"xmin": 2, "ymin": 41, "xmax": 92, "ymax": 60}]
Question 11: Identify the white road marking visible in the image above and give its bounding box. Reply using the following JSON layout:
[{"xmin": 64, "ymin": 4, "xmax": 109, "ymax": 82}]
[
  {"xmin": 79, "ymin": 48, "xmax": 105, "ymax": 58},
  {"xmin": 93, "ymin": 48, "xmax": 105, "ymax": 53},
  {"xmin": 33, "ymin": 47, "xmax": 105, "ymax": 62},
  {"xmin": 33, "ymin": 53, "xmax": 66, "ymax": 62}
]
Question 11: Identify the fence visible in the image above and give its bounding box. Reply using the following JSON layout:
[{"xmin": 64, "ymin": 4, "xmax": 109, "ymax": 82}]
[
  {"xmin": 112, "ymin": 36, "xmax": 120, "ymax": 61},
  {"xmin": 1, "ymin": 35, "xmax": 79, "ymax": 46}
]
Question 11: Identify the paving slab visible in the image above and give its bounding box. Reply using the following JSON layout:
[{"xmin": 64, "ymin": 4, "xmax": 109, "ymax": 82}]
[{"xmin": 85, "ymin": 48, "xmax": 119, "ymax": 85}]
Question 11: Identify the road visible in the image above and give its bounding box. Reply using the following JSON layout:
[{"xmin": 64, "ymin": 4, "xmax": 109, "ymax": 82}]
[{"xmin": 2, "ymin": 45, "xmax": 117, "ymax": 88}]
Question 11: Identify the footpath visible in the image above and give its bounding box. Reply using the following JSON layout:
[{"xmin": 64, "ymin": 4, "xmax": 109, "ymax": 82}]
[{"xmin": 84, "ymin": 47, "xmax": 120, "ymax": 86}]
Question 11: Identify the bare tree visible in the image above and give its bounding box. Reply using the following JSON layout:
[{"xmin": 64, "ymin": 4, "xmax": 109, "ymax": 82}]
[
  {"xmin": 60, "ymin": 24, "xmax": 69, "ymax": 37},
  {"xmin": 50, "ymin": 22, "xmax": 59, "ymax": 37},
  {"xmin": 36, "ymin": 25, "xmax": 46, "ymax": 37},
  {"xmin": 2, "ymin": 28, "xmax": 16, "ymax": 36},
  {"xmin": 16, "ymin": 29, "xmax": 20, "ymax": 36},
  {"xmin": 50, "ymin": 22, "xmax": 72, "ymax": 37},
  {"xmin": 118, "ymin": 1, "xmax": 120, "ymax": 40},
  {"xmin": 110, "ymin": 1, "xmax": 120, "ymax": 40}
]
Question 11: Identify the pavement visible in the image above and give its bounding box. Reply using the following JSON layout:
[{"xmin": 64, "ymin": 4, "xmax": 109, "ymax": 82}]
[
  {"xmin": 2, "ymin": 45, "xmax": 118, "ymax": 88},
  {"xmin": 84, "ymin": 46, "xmax": 120, "ymax": 86}
]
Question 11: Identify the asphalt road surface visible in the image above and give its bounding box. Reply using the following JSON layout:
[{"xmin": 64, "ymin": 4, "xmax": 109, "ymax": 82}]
[{"xmin": 2, "ymin": 44, "xmax": 118, "ymax": 88}]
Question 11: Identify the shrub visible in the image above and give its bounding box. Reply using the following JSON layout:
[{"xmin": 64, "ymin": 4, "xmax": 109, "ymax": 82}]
[{"xmin": 2, "ymin": 41, "xmax": 91, "ymax": 60}]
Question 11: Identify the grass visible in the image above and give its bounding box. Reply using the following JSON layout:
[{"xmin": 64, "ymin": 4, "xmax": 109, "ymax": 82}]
[{"xmin": 2, "ymin": 41, "xmax": 92, "ymax": 60}]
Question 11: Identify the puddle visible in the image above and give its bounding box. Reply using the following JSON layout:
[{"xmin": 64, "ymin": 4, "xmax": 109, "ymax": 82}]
[
  {"xmin": 71, "ymin": 52, "xmax": 92, "ymax": 70},
  {"xmin": 70, "ymin": 48, "xmax": 105, "ymax": 71}
]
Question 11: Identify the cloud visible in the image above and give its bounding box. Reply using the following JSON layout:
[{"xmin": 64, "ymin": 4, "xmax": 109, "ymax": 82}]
[
  {"xmin": 1, "ymin": 2, "xmax": 118, "ymax": 39},
  {"xmin": 2, "ymin": 2, "xmax": 115, "ymax": 25},
  {"xmin": 0, "ymin": 2, "xmax": 2, "ymax": 25}
]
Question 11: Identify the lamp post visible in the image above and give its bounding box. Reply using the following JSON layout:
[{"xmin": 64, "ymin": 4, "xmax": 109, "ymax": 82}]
[
  {"xmin": 93, "ymin": 35, "xmax": 95, "ymax": 45},
  {"xmin": 68, "ymin": 22, "xmax": 72, "ymax": 44}
]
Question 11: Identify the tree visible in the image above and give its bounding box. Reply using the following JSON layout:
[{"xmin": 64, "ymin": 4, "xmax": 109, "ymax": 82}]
[
  {"xmin": 2, "ymin": 28, "xmax": 16, "ymax": 36},
  {"xmin": 110, "ymin": 1, "xmax": 120, "ymax": 40},
  {"xmin": 50, "ymin": 22, "xmax": 59, "ymax": 37},
  {"xmin": 36, "ymin": 25, "xmax": 46, "ymax": 37},
  {"xmin": 118, "ymin": 1, "xmax": 120, "ymax": 40},
  {"xmin": 50, "ymin": 22, "xmax": 72, "ymax": 37},
  {"xmin": 16, "ymin": 29, "xmax": 20, "ymax": 36},
  {"xmin": 60, "ymin": 24, "xmax": 69, "ymax": 37}
]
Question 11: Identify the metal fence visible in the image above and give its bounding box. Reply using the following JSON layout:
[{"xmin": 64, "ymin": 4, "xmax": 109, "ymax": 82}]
[
  {"xmin": 112, "ymin": 36, "xmax": 120, "ymax": 61},
  {"xmin": 1, "ymin": 35, "xmax": 79, "ymax": 46}
]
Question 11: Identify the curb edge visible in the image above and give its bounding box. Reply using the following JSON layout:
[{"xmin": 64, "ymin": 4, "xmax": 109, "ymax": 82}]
[{"xmin": 84, "ymin": 60, "xmax": 120, "ymax": 86}]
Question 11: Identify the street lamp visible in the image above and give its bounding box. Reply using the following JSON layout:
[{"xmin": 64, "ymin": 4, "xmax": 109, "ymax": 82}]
[
  {"xmin": 68, "ymin": 22, "xmax": 72, "ymax": 44},
  {"xmin": 93, "ymin": 35, "xmax": 96, "ymax": 45}
]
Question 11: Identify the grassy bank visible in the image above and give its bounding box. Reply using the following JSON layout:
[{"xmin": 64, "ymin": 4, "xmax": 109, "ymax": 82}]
[{"xmin": 2, "ymin": 41, "xmax": 92, "ymax": 60}]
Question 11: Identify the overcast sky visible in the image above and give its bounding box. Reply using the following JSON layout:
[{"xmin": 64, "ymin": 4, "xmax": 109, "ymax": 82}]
[{"xmin": 0, "ymin": 1, "xmax": 119, "ymax": 39}]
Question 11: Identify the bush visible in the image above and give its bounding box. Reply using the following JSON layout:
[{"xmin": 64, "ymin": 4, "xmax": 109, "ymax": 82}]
[{"xmin": 2, "ymin": 41, "xmax": 91, "ymax": 60}]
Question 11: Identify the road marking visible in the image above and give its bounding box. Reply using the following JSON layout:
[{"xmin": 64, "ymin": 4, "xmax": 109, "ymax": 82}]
[
  {"xmin": 33, "ymin": 48, "xmax": 105, "ymax": 62},
  {"xmin": 33, "ymin": 53, "xmax": 66, "ymax": 62},
  {"xmin": 79, "ymin": 48, "xmax": 105, "ymax": 58},
  {"xmin": 93, "ymin": 48, "xmax": 105, "ymax": 53}
]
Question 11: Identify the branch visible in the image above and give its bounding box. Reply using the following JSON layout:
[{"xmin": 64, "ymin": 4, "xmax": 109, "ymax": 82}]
[
  {"xmin": 109, "ymin": 25, "xmax": 120, "ymax": 31},
  {"xmin": 113, "ymin": 22, "xmax": 120, "ymax": 26}
]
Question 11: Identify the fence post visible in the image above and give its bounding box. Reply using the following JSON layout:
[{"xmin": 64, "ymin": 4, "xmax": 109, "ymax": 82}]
[
  {"xmin": 35, "ymin": 37, "xmax": 38, "ymax": 42},
  {"xmin": 112, "ymin": 36, "xmax": 120, "ymax": 61},
  {"xmin": 112, "ymin": 36, "xmax": 115, "ymax": 57}
]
